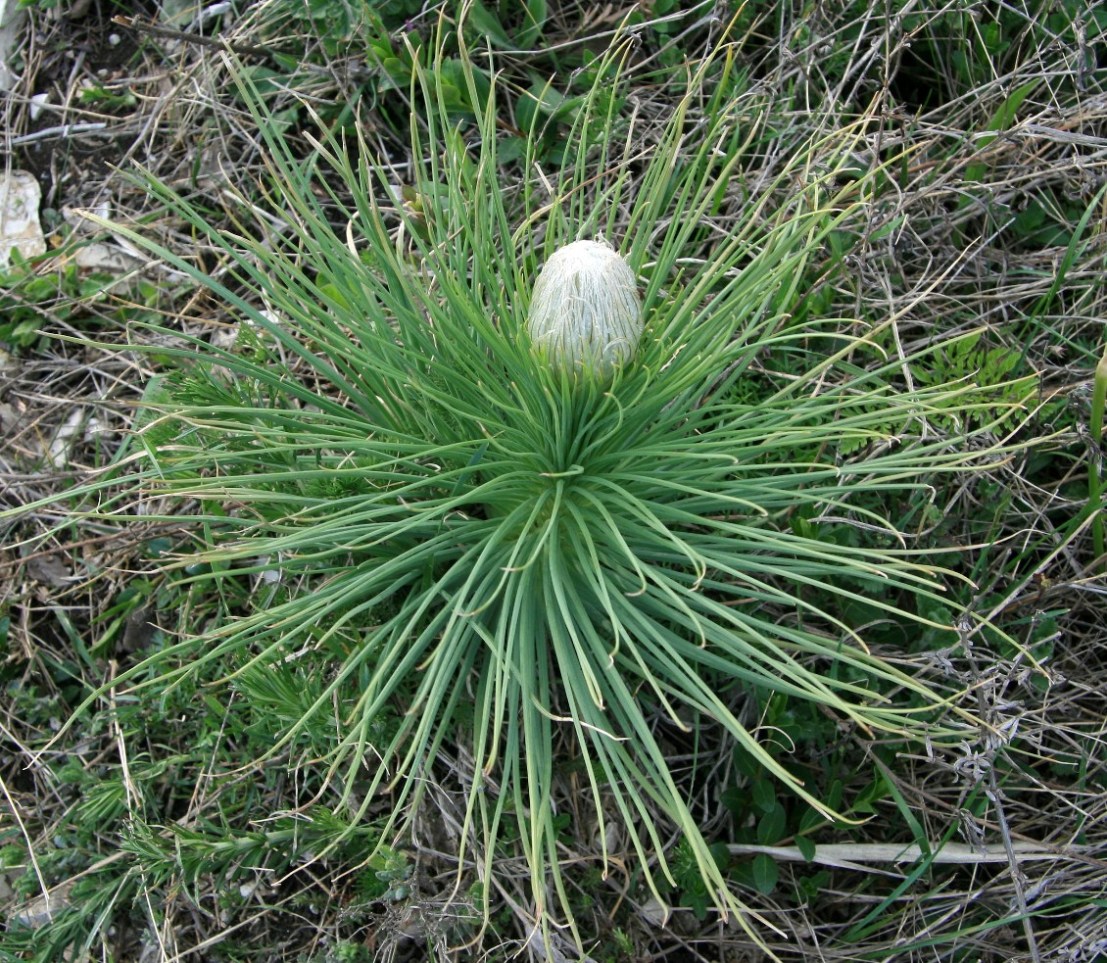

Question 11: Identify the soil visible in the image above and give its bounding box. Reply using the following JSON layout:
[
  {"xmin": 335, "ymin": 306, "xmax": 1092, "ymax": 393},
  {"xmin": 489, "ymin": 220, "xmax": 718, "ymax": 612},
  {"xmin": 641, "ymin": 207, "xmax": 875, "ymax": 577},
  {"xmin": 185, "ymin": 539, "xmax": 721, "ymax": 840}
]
[{"xmin": 11, "ymin": 3, "xmax": 160, "ymax": 209}]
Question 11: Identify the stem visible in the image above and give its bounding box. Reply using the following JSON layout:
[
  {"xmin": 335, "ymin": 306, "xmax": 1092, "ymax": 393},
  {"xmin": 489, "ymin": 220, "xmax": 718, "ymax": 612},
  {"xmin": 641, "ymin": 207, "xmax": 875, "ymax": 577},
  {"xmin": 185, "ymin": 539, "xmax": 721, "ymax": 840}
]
[{"xmin": 1091, "ymin": 344, "xmax": 1107, "ymax": 567}]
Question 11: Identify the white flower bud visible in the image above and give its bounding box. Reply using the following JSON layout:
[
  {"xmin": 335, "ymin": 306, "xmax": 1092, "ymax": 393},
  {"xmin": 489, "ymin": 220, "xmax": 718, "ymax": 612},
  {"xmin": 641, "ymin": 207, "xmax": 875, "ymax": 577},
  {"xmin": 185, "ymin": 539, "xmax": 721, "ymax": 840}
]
[{"xmin": 526, "ymin": 239, "xmax": 642, "ymax": 377}]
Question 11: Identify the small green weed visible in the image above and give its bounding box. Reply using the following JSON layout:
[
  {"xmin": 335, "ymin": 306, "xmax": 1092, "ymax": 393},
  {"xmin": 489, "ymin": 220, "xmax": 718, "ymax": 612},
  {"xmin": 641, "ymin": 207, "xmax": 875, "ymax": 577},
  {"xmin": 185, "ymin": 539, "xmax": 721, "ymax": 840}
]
[
  {"xmin": 0, "ymin": 252, "xmax": 161, "ymax": 350},
  {"xmin": 76, "ymin": 83, "xmax": 137, "ymax": 111}
]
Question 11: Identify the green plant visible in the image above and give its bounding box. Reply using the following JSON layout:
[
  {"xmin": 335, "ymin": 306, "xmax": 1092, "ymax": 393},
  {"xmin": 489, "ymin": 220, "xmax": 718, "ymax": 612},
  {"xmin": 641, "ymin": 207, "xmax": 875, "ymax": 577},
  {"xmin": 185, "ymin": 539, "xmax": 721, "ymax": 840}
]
[
  {"xmin": 76, "ymin": 83, "xmax": 137, "ymax": 111},
  {"xmin": 731, "ymin": 0, "xmax": 1106, "ymax": 117},
  {"xmin": 0, "ymin": 252, "xmax": 161, "ymax": 350},
  {"xmin": 919, "ymin": 0, "xmax": 1106, "ymax": 102},
  {"xmin": 19, "ymin": 19, "xmax": 1039, "ymax": 954},
  {"xmin": 1092, "ymin": 342, "xmax": 1107, "ymax": 565},
  {"xmin": 245, "ymin": 0, "xmax": 522, "ymax": 138}
]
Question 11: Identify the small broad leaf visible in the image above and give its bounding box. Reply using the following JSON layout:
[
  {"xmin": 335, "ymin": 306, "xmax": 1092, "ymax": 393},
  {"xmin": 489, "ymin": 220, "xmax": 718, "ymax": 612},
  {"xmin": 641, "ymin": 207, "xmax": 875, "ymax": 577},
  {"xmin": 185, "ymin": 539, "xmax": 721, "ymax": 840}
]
[
  {"xmin": 466, "ymin": 1, "xmax": 513, "ymax": 48},
  {"xmin": 756, "ymin": 804, "xmax": 787, "ymax": 845},
  {"xmin": 516, "ymin": 0, "xmax": 548, "ymax": 46},
  {"xmin": 795, "ymin": 836, "xmax": 816, "ymax": 863},
  {"xmin": 751, "ymin": 779, "xmax": 777, "ymax": 815},
  {"xmin": 751, "ymin": 853, "xmax": 779, "ymax": 895}
]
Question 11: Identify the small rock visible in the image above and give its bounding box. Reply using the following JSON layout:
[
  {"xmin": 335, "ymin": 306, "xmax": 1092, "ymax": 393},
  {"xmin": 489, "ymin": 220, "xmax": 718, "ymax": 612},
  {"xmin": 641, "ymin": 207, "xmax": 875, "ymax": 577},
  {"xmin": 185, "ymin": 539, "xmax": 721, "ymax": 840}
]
[
  {"xmin": 0, "ymin": 172, "xmax": 46, "ymax": 268},
  {"xmin": 48, "ymin": 407, "xmax": 86, "ymax": 468},
  {"xmin": 638, "ymin": 895, "xmax": 669, "ymax": 927},
  {"xmin": 12, "ymin": 881, "xmax": 73, "ymax": 928},
  {"xmin": 29, "ymin": 93, "xmax": 49, "ymax": 120}
]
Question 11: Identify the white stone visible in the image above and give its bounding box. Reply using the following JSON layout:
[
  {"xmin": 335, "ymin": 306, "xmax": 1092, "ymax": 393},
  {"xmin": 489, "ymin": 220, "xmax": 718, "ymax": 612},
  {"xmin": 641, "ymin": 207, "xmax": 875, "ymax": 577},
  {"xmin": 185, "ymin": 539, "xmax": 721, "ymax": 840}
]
[{"xmin": 0, "ymin": 172, "xmax": 46, "ymax": 268}]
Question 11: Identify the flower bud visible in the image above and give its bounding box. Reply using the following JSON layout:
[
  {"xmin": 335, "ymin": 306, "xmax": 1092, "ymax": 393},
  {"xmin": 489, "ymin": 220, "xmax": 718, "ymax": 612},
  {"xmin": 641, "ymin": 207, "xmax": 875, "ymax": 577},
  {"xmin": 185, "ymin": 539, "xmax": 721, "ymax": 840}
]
[{"xmin": 526, "ymin": 239, "xmax": 642, "ymax": 377}]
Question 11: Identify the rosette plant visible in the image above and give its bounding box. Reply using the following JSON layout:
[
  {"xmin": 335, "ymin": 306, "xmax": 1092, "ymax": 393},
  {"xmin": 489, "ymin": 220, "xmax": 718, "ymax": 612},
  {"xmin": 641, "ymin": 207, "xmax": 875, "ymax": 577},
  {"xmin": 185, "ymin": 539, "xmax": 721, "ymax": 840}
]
[{"xmin": 59, "ymin": 25, "xmax": 1026, "ymax": 948}]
